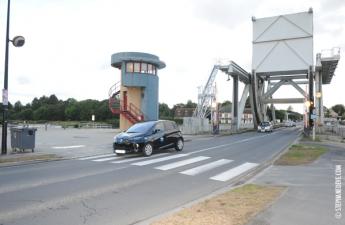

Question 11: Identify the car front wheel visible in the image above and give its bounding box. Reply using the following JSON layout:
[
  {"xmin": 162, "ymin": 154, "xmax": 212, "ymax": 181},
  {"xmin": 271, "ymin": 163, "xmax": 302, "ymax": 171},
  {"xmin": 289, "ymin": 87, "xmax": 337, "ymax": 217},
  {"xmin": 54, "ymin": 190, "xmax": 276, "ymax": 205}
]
[
  {"xmin": 175, "ymin": 138, "xmax": 184, "ymax": 151},
  {"xmin": 142, "ymin": 143, "xmax": 153, "ymax": 156}
]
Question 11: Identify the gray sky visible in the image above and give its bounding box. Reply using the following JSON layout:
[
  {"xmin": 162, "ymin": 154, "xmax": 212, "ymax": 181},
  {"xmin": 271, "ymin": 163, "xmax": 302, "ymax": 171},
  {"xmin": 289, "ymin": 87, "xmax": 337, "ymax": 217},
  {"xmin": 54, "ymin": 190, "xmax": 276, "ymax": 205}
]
[{"xmin": 0, "ymin": 0, "xmax": 344, "ymax": 113}]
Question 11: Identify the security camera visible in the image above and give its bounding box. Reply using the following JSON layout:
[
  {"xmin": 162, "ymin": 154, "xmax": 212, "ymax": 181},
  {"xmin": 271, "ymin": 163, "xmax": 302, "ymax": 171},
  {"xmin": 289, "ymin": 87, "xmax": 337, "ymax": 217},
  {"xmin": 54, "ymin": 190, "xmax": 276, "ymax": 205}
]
[{"xmin": 12, "ymin": 36, "xmax": 25, "ymax": 47}]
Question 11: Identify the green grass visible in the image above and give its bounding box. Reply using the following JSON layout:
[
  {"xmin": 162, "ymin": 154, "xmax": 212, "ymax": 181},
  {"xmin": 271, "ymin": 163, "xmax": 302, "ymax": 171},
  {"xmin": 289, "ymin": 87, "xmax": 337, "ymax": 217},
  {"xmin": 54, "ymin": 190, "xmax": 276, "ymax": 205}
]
[{"xmin": 275, "ymin": 144, "xmax": 328, "ymax": 165}]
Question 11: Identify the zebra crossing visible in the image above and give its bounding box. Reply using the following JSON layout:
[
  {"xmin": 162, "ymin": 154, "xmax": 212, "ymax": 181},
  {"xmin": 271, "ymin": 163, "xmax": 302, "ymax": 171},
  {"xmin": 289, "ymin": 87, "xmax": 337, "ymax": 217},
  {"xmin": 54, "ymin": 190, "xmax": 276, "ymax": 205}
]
[{"xmin": 77, "ymin": 153, "xmax": 258, "ymax": 182}]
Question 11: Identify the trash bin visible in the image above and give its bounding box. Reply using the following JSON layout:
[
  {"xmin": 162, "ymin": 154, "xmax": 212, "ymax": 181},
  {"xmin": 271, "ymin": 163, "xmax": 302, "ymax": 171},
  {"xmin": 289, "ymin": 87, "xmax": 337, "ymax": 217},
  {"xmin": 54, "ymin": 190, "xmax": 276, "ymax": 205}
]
[{"xmin": 10, "ymin": 127, "xmax": 37, "ymax": 152}]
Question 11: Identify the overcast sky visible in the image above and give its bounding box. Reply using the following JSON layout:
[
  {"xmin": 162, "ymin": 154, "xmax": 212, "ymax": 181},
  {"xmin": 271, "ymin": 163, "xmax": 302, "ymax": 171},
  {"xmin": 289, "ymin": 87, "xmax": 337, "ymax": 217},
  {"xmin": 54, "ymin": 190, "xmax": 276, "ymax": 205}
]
[{"xmin": 0, "ymin": 0, "xmax": 344, "ymax": 113}]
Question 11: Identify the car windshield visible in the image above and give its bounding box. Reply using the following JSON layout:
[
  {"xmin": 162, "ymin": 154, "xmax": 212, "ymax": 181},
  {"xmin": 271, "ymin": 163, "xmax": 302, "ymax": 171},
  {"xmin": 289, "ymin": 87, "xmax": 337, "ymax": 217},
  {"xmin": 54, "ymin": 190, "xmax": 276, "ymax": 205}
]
[
  {"xmin": 126, "ymin": 121, "xmax": 156, "ymax": 133},
  {"xmin": 260, "ymin": 122, "xmax": 270, "ymax": 126}
]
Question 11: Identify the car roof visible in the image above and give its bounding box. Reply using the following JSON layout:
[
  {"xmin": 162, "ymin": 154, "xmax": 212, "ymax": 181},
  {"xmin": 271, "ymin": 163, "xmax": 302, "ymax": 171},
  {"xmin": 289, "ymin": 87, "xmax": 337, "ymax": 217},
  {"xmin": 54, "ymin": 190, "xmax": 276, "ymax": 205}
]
[{"xmin": 136, "ymin": 120, "xmax": 176, "ymax": 125}]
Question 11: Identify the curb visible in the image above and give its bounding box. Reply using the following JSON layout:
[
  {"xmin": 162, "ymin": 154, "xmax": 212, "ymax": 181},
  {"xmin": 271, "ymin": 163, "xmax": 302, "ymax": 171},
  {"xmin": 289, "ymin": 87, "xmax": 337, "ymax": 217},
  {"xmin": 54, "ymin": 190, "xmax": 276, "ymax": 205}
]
[{"xmin": 0, "ymin": 156, "xmax": 66, "ymax": 168}]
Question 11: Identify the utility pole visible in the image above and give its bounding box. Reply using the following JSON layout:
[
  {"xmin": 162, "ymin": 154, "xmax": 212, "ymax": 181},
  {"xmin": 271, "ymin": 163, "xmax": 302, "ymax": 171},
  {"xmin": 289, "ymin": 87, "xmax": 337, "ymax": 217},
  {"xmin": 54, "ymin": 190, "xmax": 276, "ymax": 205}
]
[
  {"xmin": 2, "ymin": 0, "xmax": 12, "ymax": 155},
  {"xmin": 2, "ymin": 0, "xmax": 25, "ymax": 154}
]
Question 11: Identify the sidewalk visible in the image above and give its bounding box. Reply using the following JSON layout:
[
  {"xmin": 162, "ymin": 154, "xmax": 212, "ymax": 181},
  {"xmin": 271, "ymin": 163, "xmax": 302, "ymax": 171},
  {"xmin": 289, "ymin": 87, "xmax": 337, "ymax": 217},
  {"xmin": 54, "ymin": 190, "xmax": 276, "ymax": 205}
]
[{"xmin": 247, "ymin": 142, "xmax": 345, "ymax": 225}]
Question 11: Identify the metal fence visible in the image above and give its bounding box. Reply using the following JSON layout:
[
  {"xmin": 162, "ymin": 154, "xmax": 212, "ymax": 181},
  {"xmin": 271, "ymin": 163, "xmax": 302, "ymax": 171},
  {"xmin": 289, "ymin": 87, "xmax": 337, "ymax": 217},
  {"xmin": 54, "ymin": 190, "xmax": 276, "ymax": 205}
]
[{"xmin": 318, "ymin": 124, "xmax": 345, "ymax": 138}]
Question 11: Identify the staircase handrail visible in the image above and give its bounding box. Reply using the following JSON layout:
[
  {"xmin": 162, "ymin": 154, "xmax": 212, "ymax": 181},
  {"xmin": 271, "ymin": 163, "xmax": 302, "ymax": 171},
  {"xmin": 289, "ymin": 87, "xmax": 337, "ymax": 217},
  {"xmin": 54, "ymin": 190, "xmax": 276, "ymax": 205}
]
[
  {"xmin": 108, "ymin": 81, "xmax": 121, "ymax": 97},
  {"xmin": 128, "ymin": 103, "xmax": 145, "ymax": 121}
]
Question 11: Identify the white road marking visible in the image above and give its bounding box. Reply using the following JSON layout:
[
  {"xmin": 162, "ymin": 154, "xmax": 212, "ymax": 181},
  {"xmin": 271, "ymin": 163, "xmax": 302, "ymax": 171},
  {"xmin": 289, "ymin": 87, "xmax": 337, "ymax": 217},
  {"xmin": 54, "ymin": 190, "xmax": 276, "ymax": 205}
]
[
  {"xmin": 111, "ymin": 153, "xmax": 170, "ymax": 164},
  {"xmin": 78, "ymin": 153, "xmax": 117, "ymax": 160},
  {"xmin": 52, "ymin": 145, "xmax": 85, "ymax": 149},
  {"xmin": 155, "ymin": 156, "xmax": 210, "ymax": 171},
  {"xmin": 180, "ymin": 159, "xmax": 233, "ymax": 176},
  {"xmin": 93, "ymin": 156, "xmax": 119, "ymax": 162},
  {"xmin": 132, "ymin": 154, "xmax": 189, "ymax": 166},
  {"xmin": 210, "ymin": 162, "xmax": 258, "ymax": 182}
]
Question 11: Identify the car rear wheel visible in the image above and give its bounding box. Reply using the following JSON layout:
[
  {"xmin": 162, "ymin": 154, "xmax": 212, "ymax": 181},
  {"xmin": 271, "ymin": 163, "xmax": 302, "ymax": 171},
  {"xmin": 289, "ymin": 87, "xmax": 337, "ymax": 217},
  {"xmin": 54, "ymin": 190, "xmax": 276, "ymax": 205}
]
[
  {"xmin": 142, "ymin": 143, "xmax": 153, "ymax": 156},
  {"xmin": 175, "ymin": 138, "xmax": 184, "ymax": 151}
]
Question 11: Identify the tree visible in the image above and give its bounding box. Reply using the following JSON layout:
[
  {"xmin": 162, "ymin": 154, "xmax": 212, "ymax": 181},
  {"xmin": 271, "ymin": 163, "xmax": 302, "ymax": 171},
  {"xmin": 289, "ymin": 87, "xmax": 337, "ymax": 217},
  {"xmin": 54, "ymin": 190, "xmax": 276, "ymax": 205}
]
[
  {"xmin": 13, "ymin": 101, "xmax": 23, "ymax": 113},
  {"xmin": 159, "ymin": 103, "xmax": 171, "ymax": 118},
  {"xmin": 275, "ymin": 110, "xmax": 285, "ymax": 122},
  {"xmin": 31, "ymin": 98, "xmax": 41, "ymax": 110},
  {"xmin": 185, "ymin": 100, "xmax": 197, "ymax": 108},
  {"xmin": 48, "ymin": 94, "xmax": 59, "ymax": 105},
  {"xmin": 332, "ymin": 104, "xmax": 345, "ymax": 117},
  {"xmin": 245, "ymin": 97, "xmax": 251, "ymax": 108},
  {"xmin": 33, "ymin": 105, "xmax": 49, "ymax": 121},
  {"xmin": 221, "ymin": 100, "xmax": 232, "ymax": 107},
  {"xmin": 65, "ymin": 102, "xmax": 81, "ymax": 121},
  {"xmin": 287, "ymin": 105, "xmax": 293, "ymax": 112},
  {"xmin": 17, "ymin": 109, "xmax": 33, "ymax": 120}
]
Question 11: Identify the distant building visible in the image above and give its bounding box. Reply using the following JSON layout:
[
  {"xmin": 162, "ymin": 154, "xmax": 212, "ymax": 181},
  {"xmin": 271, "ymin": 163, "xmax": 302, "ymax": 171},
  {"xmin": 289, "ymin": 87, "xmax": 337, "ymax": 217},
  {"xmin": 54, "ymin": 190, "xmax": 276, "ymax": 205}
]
[
  {"xmin": 326, "ymin": 108, "xmax": 339, "ymax": 118},
  {"xmin": 219, "ymin": 105, "xmax": 253, "ymax": 124},
  {"xmin": 242, "ymin": 108, "xmax": 254, "ymax": 124},
  {"xmin": 219, "ymin": 105, "xmax": 231, "ymax": 124},
  {"xmin": 174, "ymin": 107, "xmax": 195, "ymax": 118}
]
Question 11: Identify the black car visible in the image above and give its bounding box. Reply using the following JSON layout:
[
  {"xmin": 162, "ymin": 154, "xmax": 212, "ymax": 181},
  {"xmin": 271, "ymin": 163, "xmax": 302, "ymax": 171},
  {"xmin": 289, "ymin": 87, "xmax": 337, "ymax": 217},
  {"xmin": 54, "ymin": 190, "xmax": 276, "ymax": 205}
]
[{"xmin": 113, "ymin": 120, "xmax": 184, "ymax": 156}]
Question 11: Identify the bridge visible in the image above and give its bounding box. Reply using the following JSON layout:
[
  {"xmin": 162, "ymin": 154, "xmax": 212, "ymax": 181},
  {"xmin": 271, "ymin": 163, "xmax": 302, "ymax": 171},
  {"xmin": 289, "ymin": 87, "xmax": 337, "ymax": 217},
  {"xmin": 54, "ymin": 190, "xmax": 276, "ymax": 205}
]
[{"xmin": 193, "ymin": 9, "xmax": 340, "ymax": 133}]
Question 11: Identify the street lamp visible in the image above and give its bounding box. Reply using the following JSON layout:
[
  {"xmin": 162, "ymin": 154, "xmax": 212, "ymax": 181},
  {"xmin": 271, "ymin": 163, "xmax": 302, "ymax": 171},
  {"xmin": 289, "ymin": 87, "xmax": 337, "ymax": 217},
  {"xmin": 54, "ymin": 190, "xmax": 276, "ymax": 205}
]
[
  {"xmin": 316, "ymin": 92, "xmax": 322, "ymax": 98},
  {"xmin": 1, "ymin": 0, "xmax": 25, "ymax": 154}
]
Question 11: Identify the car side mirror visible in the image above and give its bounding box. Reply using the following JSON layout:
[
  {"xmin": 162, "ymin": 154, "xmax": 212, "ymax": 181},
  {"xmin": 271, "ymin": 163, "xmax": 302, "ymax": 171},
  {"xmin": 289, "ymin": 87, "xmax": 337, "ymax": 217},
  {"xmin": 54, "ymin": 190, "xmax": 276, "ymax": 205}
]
[{"xmin": 153, "ymin": 129, "xmax": 161, "ymax": 134}]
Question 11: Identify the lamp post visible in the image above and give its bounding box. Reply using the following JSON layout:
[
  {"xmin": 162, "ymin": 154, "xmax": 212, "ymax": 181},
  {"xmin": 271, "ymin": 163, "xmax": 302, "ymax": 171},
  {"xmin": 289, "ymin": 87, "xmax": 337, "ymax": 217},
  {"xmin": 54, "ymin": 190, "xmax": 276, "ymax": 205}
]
[{"xmin": 1, "ymin": 0, "xmax": 25, "ymax": 155}]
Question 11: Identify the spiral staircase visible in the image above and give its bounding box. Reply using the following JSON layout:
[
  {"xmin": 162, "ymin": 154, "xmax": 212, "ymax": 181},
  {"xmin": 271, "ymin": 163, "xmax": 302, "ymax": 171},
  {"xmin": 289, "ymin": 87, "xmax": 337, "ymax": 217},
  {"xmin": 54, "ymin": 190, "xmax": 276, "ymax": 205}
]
[{"xmin": 108, "ymin": 82, "xmax": 144, "ymax": 124}]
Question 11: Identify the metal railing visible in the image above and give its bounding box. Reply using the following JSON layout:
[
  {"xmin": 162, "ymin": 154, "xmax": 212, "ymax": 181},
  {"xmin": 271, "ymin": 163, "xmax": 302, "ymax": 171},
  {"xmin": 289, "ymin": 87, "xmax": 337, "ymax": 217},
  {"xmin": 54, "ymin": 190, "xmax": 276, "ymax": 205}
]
[
  {"xmin": 127, "ymin": 103, "xmax": 144, "ymax": 121},
  {"xmin": 321, "ymin": 124, "xmax": 345, "ymax": 138}
]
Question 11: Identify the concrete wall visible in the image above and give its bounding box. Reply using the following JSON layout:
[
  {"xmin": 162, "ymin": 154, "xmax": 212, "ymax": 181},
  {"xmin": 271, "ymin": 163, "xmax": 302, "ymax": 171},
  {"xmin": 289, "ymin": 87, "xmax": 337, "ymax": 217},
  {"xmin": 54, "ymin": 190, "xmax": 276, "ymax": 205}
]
[
  {"xmin": 119, "ymin": 86, "xmax": 142, "ymax": 130},
  {"xmin": 181, "ymin": 117, "xmax": 211, "ymax": 134}
]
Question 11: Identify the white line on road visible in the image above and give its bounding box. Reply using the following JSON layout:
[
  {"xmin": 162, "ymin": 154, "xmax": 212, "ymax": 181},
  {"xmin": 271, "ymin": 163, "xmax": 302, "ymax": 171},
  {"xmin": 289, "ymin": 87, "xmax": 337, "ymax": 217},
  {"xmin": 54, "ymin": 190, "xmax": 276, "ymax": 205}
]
[
  {"xmin": 52, "ymin": 145, "xmax": 85, "ymax": 149},
  {"xmin": 111, "ymin": 153, "xmax": 170, "ymax": 164},
  {"xmin": 93, "ymin": 156, "xmax": 119, "ymax": 162},
  {"xmin": 180, "ymin": 159, "xmax": 233, "ymax": 176},
  {"xmin": 132, "ymin": 154, "xmax": 189, "ymax": 166},
  {"xmin": 78, "ymin": 153, "xmax": 117, "ymax": 160},
  {"xmin": 155, "ymin": 156, "xmax": 210, "ymax": 171},
  {"xmin": 210, "ymin": 162, "xmax": 258, "ymax": 182}
]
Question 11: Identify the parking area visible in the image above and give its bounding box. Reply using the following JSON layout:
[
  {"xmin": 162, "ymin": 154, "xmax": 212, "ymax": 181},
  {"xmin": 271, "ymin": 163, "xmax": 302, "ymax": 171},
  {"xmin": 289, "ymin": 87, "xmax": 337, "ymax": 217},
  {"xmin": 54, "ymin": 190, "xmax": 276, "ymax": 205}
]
[
  {"xmin": 1, "ymin": 125, "xmax": 211, "ymax": 159},
  {"xmin": 2, "ymin": 126, "xmax": 120, "ymax": 158}
]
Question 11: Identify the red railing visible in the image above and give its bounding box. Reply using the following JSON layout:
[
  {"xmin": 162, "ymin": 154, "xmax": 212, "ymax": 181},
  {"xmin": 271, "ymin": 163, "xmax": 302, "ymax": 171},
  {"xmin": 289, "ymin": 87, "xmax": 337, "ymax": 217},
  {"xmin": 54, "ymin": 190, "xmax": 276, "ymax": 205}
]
[
  {"xmin": 108, "ymin": 82, "xmax": 121, "ymax": 114},
  {"xmin": 108, "ymin": 81, "xmax": 144, "ymax": 124},
  {"xmin": 127, "ymin": 103, "xmax": 144, "ymax": 121}
]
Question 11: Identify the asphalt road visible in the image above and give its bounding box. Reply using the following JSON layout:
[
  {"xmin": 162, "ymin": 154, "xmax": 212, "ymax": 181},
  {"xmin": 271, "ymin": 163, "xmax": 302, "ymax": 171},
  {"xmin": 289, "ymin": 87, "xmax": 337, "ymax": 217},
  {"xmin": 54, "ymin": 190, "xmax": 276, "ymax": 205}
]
[{"xmin": 0, "ymin": 127, "xmax": 300, "ymax": 225}]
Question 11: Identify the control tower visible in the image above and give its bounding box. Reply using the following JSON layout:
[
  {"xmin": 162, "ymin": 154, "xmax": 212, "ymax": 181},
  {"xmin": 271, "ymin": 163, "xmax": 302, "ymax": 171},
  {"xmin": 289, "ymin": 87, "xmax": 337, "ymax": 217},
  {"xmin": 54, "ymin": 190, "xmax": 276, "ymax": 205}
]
[{"xmin": 109, "ymin": 52, "xmax": 166, "ymax": 130}]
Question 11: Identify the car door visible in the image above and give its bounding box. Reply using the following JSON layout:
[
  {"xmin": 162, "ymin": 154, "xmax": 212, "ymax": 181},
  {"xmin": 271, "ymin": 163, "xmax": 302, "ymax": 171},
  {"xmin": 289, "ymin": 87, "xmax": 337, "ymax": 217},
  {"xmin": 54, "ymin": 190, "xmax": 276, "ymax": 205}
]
[
  {"xmin": 163, "ymin": 121, "xmax": 178, "ymax": 146},
  {"xmin": 152, "ymin": 122, "xmax": 166, "ymax": 148}
]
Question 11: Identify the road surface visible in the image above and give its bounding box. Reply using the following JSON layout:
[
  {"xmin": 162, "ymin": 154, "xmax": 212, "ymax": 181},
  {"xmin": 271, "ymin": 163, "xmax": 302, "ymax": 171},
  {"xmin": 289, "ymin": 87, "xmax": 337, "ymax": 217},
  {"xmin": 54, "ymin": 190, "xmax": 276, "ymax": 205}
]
[{"xmin": 0, "ymin": 127, "xmax": 300, "ymax": 225}]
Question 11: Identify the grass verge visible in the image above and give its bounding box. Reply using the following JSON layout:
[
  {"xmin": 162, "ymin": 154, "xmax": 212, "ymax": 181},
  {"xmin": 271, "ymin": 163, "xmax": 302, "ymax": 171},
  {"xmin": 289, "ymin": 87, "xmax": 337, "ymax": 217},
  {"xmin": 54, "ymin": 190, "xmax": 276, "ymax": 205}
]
[
  {"xmin": 0, "ymin": 154, "xmax": 62, "ymax": 164},
  {"xmin": 150, "ymin": 184, "xmax": 284, "ymax": 225},
  {"xmin": 275, "ymin": 144, "xmax": 327, "ymax": 166}
]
